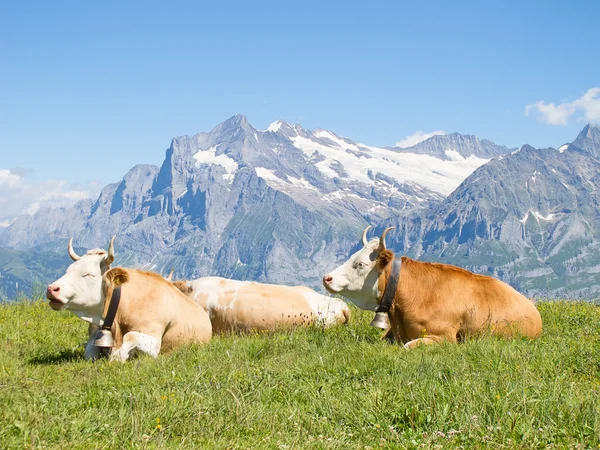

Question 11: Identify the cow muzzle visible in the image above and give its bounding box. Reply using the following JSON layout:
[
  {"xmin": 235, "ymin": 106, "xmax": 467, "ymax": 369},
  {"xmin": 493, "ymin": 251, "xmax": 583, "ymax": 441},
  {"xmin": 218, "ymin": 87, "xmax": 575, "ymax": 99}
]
[
  {"xmin": 46, "ymin": 285, "xmax": 66, "ymax": 310},
  {"xmin": 322, "ymin": 275, "xmax": 340, "ymax": 294}
]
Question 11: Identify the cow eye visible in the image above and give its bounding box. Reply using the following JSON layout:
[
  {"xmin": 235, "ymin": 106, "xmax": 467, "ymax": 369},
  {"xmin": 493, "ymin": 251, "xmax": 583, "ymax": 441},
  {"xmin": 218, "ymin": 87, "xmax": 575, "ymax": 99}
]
[{"xmin": 82, "ymin": 273, "xmax": 95, "ymax": 278}]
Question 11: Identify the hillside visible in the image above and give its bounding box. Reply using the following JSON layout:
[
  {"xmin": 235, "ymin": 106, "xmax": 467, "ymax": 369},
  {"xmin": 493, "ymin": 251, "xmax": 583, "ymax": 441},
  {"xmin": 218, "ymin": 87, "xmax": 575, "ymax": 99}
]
[
  {"xmin": 0, "ymin": 248, "xmax": 74, "ymax": 301},
  {"xmin": 0, "ymin": 300, "xmax": 598, "ymax": 448}
]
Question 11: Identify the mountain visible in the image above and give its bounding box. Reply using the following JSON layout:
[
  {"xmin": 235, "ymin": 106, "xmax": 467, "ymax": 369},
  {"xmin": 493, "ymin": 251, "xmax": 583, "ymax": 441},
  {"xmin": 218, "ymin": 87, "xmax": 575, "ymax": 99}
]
[
  {"xmin": 571, "ymin": 124, "xmax": 600, "ymax": 157},
  {"xmin": 376, "ymin": 124, "xmax": 600, "ymax": 298},
  {"xmin": 395, "ymin": 133, "xmax": 515, "ymax": 160},
  {"xmin": 0, "ymin": 115, "xmax": 506, "ymax": 298}
]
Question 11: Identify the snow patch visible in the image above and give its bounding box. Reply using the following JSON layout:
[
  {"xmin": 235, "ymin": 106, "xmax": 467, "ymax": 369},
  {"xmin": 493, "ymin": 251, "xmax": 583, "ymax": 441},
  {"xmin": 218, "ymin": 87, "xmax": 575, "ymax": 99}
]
[
  {"xmin": 519, "ymin": 210, "xmax": 556, "ymax": 224},
  {"xmin": 288, "ymin": 176, "xmax": 318, "ymax": 192},
  {"xmin": 314, "ymin": 130, "xmax": 357, "ymax": 150},
  {"xmin": 193, "ymin": 146, "xmax": 238, "ymax": 183},
  {"xmin": 558, "ymin": 144, "xmax": 569, "ymax": 153},
  {"xmin": 255, "ymin": 167, "xmax": 318, "ymax": 193},
  {"xmin": 290, "ymin": 135, "xmax": 489, "ymax": 196},
  {"xmin": 444, "ymin": 149, "xmax": 464, "ymax": 161},
  {"xmin": 267, "ymin": 120, "xmax": 283, "ymax": 133},
  {"xmin": 255, "ymin": 167, "xmax": 281, "ymax": 183}
]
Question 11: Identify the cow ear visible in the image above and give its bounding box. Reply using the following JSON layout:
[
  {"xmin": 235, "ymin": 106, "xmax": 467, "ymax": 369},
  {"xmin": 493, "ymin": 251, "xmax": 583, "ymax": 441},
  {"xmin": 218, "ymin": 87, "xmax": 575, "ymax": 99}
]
[
  {"xmin": 105, "ymin": 268, "xmax": 129, "ymax": 286},
  {"xmin": 376, "ymin": 249, "xmax": 394, "ymax": 271},
  {"xmin": 173, "ymin": 281, "xmax": 192, "ymax": 295}
]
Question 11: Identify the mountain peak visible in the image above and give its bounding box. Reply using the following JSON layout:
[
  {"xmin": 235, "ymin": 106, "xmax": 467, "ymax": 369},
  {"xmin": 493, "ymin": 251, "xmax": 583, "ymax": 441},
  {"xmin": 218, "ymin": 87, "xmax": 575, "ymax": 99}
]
[
  {"xmin": 572, "ymin": 123, "xmax": 600, "ymax": 157},
  {"xmin": 577, "ymin": 123, "xmax": 600, "ymax": 139},
  {"xmin": 222, "ymin": 114, "xmax": 250, "ymax": 127},
  {"xmin": 266, "ymin": 120, "xmax": 285, "ymax": 132},
  {"xmin": 206, "ymin": 114, "xmax": 256, "ymax": 138}
]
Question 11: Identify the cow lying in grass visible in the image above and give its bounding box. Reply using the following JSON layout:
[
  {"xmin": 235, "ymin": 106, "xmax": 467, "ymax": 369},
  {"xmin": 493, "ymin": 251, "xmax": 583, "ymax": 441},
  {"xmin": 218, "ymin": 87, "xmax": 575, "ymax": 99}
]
[
  {"xmin": 172, "ymin": 276, "xmax": 350, "ymax": 333},
  {"xmin": 323, "ymin": 227, "xmax": 542, "ymax": 348},
  {"xmin": 46, "ymin": 238, "xmax": 212, "ymax": 361}
]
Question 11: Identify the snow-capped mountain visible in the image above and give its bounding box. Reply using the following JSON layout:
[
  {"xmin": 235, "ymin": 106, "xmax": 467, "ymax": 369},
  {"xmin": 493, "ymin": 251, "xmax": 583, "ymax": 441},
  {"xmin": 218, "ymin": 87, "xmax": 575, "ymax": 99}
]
[
  {"xmin": 0, "ymin": 115, "xmax": 509, "ymax": 298},
  {"xmin": 375, "ymin": 124, "xmax": 600, "ymax": 298}
]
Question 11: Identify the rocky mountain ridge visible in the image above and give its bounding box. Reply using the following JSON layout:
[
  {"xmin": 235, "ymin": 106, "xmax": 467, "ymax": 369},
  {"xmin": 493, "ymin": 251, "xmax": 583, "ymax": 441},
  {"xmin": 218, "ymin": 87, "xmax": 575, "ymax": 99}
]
[{"xmin": 1, "ymin": 117, "xmax": 598, "ymax": 300}]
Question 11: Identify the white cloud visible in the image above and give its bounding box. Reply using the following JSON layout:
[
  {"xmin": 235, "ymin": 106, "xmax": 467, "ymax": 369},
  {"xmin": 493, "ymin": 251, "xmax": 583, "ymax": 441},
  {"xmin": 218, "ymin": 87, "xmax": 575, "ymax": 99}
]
[
  {"xmin": 0, "ymin": 169, "xmax": 22, "ymax": 187},
  {"xmin": 575, "ymin": 87, "xmax": 600, "ymax": 124},
  {"xmin": 395, "ymin": 130, "xmax": 445, "ymax": 148},
  {"xmin": 525, "ymin": 87, "xmax": 600, "ymax": 125},
  {"xmin": 0, "ymin": 169, "xmax": 101, "ymax": 227}
]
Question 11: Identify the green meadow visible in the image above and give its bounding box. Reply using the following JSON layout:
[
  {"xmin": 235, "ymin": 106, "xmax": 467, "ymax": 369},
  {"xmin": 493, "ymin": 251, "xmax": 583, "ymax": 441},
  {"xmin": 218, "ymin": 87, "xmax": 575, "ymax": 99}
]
[{"xmin": 1, "ymin": 300, "xmax": 599, "ymax": 449}]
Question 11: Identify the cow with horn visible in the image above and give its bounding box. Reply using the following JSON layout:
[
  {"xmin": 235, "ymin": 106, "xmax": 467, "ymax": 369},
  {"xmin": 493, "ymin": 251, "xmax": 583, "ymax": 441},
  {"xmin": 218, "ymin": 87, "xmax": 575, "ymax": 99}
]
[
  {"xmin": 322, "ymin": 226, "xmax": 542, "ymax": 348},
  {"xmin": 46, "ymin": 237, "xmax": 212, "ymax": 361}
]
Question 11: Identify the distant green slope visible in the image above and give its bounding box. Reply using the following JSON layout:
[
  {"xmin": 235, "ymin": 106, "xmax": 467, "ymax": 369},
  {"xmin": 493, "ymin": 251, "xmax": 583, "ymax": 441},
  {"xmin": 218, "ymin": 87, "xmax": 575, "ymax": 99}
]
[
  {"xmin": 0, "ymin": 301, "xmax": 599, "ymax": 448},
  {"xmin": 0, "ymin": 248, "xmax": 73, "ymax": 301}
]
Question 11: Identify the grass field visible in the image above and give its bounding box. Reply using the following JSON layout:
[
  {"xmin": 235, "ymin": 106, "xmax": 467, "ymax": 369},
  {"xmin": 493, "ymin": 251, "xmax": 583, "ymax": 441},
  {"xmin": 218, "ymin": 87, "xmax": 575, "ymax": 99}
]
[{"xmin": 1, "ymin": 300, "xmax": 599, "ymax": 449}]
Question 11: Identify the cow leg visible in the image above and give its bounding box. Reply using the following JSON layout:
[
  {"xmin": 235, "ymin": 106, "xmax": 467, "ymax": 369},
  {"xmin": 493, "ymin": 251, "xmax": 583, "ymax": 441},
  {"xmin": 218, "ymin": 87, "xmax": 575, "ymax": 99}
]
[
  {"xmin": 109, "ymin": 332, "xmax": 161, "ymax": 362},
  {"xmin": 403, "ymin": 335, "xmax": 444, "ymax": 349}
]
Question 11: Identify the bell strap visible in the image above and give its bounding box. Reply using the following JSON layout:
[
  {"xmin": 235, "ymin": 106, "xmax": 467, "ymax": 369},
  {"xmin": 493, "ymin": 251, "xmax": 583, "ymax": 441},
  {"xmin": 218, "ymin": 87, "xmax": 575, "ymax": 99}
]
[
  {"xmin": 101, "ymin": 286, "xmax": 121, "ymax": 331},
  {"xmin": 376, "ymin": 258, "xmax": 401, "ymax": 313}
]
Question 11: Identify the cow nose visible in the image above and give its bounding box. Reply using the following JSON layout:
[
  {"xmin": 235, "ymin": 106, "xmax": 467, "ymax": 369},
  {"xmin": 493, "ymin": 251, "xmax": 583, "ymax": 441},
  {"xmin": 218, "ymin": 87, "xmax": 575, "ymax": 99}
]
[
  {"xmin": 47, "ymin": 285, "xmax": 60, "ymax": 295},
  {"xmin": 323, "ymin": 275, "xmax": 333, "ymax": 285}
]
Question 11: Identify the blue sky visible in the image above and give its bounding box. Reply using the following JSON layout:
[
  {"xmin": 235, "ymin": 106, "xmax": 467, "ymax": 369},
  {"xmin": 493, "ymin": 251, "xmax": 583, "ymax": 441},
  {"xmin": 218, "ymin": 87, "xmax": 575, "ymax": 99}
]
[{"xmin": 0, "ymin": 0, "xmax": 598, "ymax": 220}]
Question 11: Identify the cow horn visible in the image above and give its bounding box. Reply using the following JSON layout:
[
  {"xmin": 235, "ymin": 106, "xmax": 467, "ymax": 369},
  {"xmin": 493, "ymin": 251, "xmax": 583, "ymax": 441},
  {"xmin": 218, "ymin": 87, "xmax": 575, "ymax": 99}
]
[
  {"xmin": 68, "ymin": 238, "xmax": 81, "ymax": 261},
  {"xmin": 106, "ymin": 235, "xmax": 116, "ymax": 265},
  {"xmin": 378, "ymin": 227, "xmax": 395, "ymax": 251},
  {"xmin": 166, "ymin": 268, "xmax": 174, "ymax": 282},
  {"xmin": 362, "ymin": 226, "xmax": 372, "ymax": 246}
]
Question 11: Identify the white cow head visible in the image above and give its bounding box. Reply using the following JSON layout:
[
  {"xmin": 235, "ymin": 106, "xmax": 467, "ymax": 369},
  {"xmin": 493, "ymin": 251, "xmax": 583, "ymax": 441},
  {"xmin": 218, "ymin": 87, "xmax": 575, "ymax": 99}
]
[
  {"xmin": 323, "ymin": 226, "xmax": 395, "ymax": 311},
  {"xmin": 46, "ymin": 236, "xmax": 116, "ymax": 323}
]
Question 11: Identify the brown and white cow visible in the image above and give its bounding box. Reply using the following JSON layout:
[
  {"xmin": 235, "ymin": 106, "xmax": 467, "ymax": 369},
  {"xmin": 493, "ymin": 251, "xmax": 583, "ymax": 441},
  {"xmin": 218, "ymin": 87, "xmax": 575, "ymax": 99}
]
[
  {"xmin": 46, "ymin": 237, "xmax": 212, "ymax": 361},
  {"xmin": 172, "ymin": 276, "xmax": 350, "ymax": 333},
  {"xmin": 322, "ymin": 227, "xmax": 542, "ymax": 348}
]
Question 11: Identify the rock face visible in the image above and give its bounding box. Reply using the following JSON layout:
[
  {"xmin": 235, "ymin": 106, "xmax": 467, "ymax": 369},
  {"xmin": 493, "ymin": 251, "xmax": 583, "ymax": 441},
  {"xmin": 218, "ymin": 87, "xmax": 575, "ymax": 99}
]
[
  {"xmin": 2, "ymin": 116, "xmax": 598, "ymax": 300},
  {"xmin": 376, "ymin": 125, "xmax": 600, "ymax": 299},
  {"xmin": 0, "ymin": 115, "xmax": 504, "ymax": 298}
]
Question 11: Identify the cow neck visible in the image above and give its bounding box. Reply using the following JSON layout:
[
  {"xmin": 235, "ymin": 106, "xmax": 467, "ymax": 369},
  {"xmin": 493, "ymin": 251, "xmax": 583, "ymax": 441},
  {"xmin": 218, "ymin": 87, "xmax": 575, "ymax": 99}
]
[
  {"xmin": 101, "ymin": 287, "xmax": 121, "ymax": 331},
  {"xmin": 376, "ymin": 258, "xmax": 402, "ymax": 314}
]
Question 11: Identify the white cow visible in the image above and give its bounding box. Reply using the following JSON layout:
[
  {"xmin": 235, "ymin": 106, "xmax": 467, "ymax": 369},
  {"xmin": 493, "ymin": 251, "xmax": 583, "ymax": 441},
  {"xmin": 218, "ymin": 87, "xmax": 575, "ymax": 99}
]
[
  {"xmin": 172, "ymin": 276, "xmax": 350, "ymax": 333},
  {"xmin": 46, "ymin": 237, "xmax": 211, "ymax": 361}
]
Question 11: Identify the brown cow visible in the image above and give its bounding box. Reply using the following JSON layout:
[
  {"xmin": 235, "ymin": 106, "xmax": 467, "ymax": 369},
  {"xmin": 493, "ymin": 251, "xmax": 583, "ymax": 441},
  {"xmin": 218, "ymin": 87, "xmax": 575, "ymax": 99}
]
[
  {"xmin": 46, "ymin": 238, "xmax": 212, "ymax": 361},
  {"xmin": 322, "ymin": 226, "xmax": 542, "ymax": 348}
]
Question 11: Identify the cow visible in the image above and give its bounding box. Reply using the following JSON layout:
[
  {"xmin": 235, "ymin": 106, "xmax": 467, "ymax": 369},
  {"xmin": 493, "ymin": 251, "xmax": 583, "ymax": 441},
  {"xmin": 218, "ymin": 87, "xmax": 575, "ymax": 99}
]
[
  {"xmin": 171, "ymin": 276, "xmax": 350, "ymax": 333},
  {"xmin": 46, "ymin": 237, "xmax": 212, "ymax": 361},
  {"xmin": 322, "ymin": 226, "xmax": 542, "ymax": 348}
]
